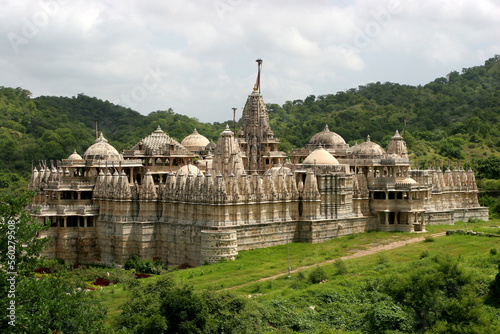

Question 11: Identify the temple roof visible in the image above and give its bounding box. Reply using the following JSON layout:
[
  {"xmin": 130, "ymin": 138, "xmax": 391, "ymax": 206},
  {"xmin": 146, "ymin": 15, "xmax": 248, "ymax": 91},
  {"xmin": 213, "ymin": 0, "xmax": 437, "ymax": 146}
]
[
  {"xmin": 68, "ymin": 149, "xmax": 83, "ymax": 161},
  {"xmin": 181, "ymin": 128, "xmax": 210, "ymax": 148},
  {"xmin": 303, "ymin": 146, "xmax": 339, "ymax": 165},
  {"xmin": 83, "ymin": 133, "xmax": 122, "ymax": 161},
  {"xmin": 351, "ymin": 135, "xmax": 386, "ymax": 157},
  {"xmin": 130, "ymin": 126, "xmax": 192, "ymax": 155},
  {"xmin": 309, "ymin": 124, "xmax": 346, "ymax": 146}
]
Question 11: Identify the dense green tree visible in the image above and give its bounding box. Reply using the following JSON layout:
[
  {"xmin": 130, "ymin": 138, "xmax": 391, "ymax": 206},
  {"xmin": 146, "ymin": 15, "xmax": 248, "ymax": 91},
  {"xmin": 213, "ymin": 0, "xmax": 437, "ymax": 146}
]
[
  {"xmin": 477, "ymin": 155, "xmax": 500, "ymax": 179},
  {"xmin": 0, "ymin": 191, "xmax": 49, "ymax": 275},
  {"xmin": 489, "ymin": 263, "xmax": 500, "ymax": 306},
  {"xmin": 0, "ymin": 192, "xmax": 105, "ymax": 333}
]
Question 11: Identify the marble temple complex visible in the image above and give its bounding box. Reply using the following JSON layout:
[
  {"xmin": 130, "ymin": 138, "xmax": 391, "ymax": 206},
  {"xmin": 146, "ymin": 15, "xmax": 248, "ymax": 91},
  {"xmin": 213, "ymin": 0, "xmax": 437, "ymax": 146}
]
[{"xmin": 28, "ymin": 61, "xmax": 488, "ymax": 267}]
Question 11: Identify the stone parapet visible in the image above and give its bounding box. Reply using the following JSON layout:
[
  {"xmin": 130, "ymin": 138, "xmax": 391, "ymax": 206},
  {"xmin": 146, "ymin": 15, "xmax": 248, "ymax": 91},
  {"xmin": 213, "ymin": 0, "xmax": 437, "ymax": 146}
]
[{"xmin": 32, "ymin": 204, "xmax": 99, "ymax": 216}]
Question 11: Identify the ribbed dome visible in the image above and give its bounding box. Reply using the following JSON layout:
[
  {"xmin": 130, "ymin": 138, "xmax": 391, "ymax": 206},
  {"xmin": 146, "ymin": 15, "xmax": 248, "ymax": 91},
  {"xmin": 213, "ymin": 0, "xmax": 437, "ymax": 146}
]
[
  {"xmin": 351, "ymin": 135, "xmax": 385, "ymax": 157},
  {"xmin": 303, "ymin": 146, "xmax": 339, "ymax": 165},
  {"xmin": 176, "ymin": 164, "xmax": 200, "ymax": 176},
  {"xmin": 68, "ymin": 149, "xmax": 83, "ymax": 161},
  {"xmin": 309, "ymin": 125, "xmax": 346, "ymax": 146},
  {"xmin": 399, "ymin": 177, "xmax": 417, "ymax": 184},
  {"xmin": 83, "ymin": 133, "xmax": 122, "ymax": 161},
  {"xmin": 181, "ymin": 128, "xmax": 210, "ymax": 147}
]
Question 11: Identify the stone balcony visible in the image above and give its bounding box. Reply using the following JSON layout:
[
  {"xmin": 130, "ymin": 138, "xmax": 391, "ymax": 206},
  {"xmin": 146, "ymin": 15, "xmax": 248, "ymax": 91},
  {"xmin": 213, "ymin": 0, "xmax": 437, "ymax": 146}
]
[
  {"xmin": 44, "ymin": 180, "xmax": 95, "ymax": 191},
  {"xmin": 370, "ymin": 199, "xmax": 425, "ymax": 212},
  {"xmin": 31, "ymin": 204, "xmax": 99, "ymax": 216}
]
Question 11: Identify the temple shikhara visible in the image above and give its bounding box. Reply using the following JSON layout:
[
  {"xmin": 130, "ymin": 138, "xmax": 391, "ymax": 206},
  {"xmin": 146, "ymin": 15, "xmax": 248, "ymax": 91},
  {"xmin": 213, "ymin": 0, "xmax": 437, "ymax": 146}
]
[{"xmin": 28, "ymin": 61, "xmax": 488, "ymax": 267}]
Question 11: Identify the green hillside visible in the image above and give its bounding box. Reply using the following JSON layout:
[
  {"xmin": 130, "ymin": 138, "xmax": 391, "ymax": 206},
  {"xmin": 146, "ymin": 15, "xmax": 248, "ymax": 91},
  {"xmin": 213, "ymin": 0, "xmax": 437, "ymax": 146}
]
[{"xmin": 1, "ymin": 55, "xmax": 499, "ymax": 196}]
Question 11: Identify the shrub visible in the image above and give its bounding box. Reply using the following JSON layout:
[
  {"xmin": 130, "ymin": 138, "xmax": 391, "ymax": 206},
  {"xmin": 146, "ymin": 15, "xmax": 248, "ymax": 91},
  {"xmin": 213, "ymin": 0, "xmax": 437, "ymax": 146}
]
[
  {"xmin": 308, "ymin": 266, "xmax": 328, "ymax": 284},
  {"xmin": 124, "ymin": 254, "xmax": 166, "ymax": 274},
  {"xmin": 365, "ymin": 300, "xmax": 413, "ymax": 333},
  {"xmin": 377, "ymin": 253, "xmax": 390, "ymax": 265},
  {"xmin": 374, "ymin": 253, "xmax": 391, "ymax": 271},
  {"xmin": 490, "ymin": 248, "xmax": 498, "ymax": 256},
  {"xmin": 296, "ymin": 271, "xmax": 306, "ymax": 281},
  {"xmin": 334, "ymin": 259, "xmax": 347, "ymax": 275},
  {"xmin": 420, "ymin": 250, "xmax": 430, "ymax": 259},
  {"xmin": 424, "ymin": 236, "xmax": 435, "ymax": 242},
  {"xmin": 467, "ymin": 217, "xmax": 484, "ymax": 224},
  {"xmin": 489, "ymin": 263, "xmax": 500, "ymax": 306}
]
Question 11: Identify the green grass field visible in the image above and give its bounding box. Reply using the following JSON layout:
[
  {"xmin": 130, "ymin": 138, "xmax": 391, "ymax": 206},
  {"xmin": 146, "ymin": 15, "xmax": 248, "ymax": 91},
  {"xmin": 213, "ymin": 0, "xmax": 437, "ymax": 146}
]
[{"xmin": 82, "ymin": 218, "xmax": 500, "ymax": 330}]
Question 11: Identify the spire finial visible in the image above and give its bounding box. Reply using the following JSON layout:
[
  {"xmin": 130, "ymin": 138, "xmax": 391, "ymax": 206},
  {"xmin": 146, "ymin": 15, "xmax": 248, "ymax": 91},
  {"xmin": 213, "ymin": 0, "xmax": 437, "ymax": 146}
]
[{"xmin": 253, "ymin": 59, "xmax": 263, "ymax": 93}]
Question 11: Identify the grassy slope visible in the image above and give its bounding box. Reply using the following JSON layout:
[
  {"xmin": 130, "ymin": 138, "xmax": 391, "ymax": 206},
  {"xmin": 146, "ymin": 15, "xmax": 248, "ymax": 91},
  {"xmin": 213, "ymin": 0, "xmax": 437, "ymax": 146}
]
[{"xmin": 93, "ymin": 219, "xmax": 500, "ymax": 329}]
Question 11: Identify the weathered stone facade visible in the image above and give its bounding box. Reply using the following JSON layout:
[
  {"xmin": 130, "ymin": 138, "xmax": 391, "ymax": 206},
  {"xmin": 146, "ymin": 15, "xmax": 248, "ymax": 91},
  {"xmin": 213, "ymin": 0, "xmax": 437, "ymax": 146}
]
[{"xmin": 28, "ymin": 63, "xmax": 488, "ymax": 267}]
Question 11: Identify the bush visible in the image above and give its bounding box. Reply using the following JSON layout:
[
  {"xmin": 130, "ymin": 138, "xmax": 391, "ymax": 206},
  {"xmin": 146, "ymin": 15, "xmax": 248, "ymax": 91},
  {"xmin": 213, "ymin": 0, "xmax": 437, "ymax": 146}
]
[
  {"xmin": 491, "ymin": 248, "xmax": 498, "ymax": 256},
  {"xmin": 308, "ymin": 266, "xmax": 328, "ymax": 284},
  {"xmin": 333, "ymin": 259, "xmax": 348, "ymax": 276},
  {"xmin": 374, "ymin": 253, "xmax": 391, "ymax": 272},
  {"xmin": 424, "ymin": 236, "xmax": 435, "ymax": 242},
  {"xmin": 365, "ymin": 300, "xmax": 413, "ymax": 333},
  {"xmin": 124, "ymin": 254, "xmax": 166, "ymax": 274},
  {"xmin": 489, "ymin": 263, "xmax": 500, "ymax": 306},
  {"xmin": 468, "ymin": 217, "xmax": 484, "ymax": 224}
]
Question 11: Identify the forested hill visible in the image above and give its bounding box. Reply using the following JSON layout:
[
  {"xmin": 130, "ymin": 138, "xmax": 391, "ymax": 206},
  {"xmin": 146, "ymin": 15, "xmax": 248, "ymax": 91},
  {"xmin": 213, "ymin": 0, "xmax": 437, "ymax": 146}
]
[
  {"xmin": 1, "ymin": 55, "xmax": 499, "ymax": 194},
  {"xmin": 268, "ymin": 55, "xmax": 500, "ymax": 159}
]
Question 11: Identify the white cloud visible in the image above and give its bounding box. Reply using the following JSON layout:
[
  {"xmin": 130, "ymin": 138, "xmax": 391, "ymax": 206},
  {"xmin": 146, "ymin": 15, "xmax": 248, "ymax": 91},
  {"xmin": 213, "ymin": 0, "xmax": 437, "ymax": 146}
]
[{"xmin": 0, "ymin": 0, "xmax": 499, "ymax": 122}]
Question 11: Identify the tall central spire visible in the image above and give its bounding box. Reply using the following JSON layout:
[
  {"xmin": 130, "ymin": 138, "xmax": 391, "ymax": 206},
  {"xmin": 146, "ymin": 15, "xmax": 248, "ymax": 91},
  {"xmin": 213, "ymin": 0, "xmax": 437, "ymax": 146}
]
[{"xmin": 237, "ymin": 59, "xmax": 286, "ymax": 174}]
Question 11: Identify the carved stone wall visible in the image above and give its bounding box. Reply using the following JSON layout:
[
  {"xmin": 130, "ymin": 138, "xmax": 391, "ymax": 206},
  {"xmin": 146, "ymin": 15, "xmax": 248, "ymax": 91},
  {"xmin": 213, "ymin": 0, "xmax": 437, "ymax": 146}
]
[{"xmin": 200, "ymin": 230, "xmax": 238, "ymax": 264}]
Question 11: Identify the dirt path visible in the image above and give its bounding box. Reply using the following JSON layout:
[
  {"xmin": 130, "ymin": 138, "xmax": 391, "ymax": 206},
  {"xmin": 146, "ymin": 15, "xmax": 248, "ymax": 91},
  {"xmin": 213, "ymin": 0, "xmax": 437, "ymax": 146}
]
[{"xmin": 224, "ymin": 232, "xmax": 446, "ymax": 291}]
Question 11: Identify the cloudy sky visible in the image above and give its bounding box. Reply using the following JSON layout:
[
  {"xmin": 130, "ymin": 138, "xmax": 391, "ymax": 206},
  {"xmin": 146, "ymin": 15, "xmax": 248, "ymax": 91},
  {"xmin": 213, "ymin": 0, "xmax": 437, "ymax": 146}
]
[{"xmin": 1, "ymin": 0, "xmax": 499, "ymax": 122}]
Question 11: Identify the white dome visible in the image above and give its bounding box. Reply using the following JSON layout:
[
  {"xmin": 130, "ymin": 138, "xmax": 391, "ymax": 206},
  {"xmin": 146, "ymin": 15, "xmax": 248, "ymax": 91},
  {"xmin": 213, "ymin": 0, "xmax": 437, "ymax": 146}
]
[
  {"xmin": 351, "ymin": 135, "xmax": 385, "ymax": 157},
  {"xmin": 309, "ymin": 125, "xmax": 346, "ymax": 146},
  {"xmin": 399, "ymin": 177, "xmax": 417, "ymax": 184},
  {"xmin": 67, "ymin": 149, "xmax": 83, "ymax": 161},
  {"xmin": 303, "ymin": 146, "xmax": 339, "ymax": 165},
  {"xmin": 83, "ymin": 133, "xmax": 122, "ymax": 161},
  {"xmin": 181, "ymin": 129, "xmax": 210, "ymax": 148}
]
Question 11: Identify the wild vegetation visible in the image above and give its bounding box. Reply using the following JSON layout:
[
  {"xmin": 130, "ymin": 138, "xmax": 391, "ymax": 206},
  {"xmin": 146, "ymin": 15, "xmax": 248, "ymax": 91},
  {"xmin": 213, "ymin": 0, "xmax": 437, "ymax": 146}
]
[
  {"xmin": 97, "ymin": 220, "xmax": 500, "ymax": 333},
  {"xmin": 2, "ymin": 190, "xmax": 500, "ymax": 332},
  {"xmin": 0, "ymin": 192, "xmax": 106, "ymax": 333}
]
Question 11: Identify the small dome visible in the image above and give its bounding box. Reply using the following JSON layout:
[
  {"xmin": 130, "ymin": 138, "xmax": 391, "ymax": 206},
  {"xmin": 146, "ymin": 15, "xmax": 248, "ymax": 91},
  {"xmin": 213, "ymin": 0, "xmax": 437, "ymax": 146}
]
[
  {"xmin": 391, "ymin": 129, "xmax": 403, "ymax": 140},
  {"xmin": 220, "ymin": 125, "xmax": 234, "ymax": 137},
  {"xmin": 68, "ymin": 149, "xmax": 83, "ymax": 161},
  {"xmin": 83, "ymin": 133, "xmax": 122, "ymax": 161},
  {"xmin": 206, "ymin": 140, "xmax": 216, "ymax": 150},
  {"xmin": 176, "ymin": 164, "xmax": 201, "ymax": 176},
  {"xmin": 181, "ymin": 128, "xmax": 210, "ymax": 148},
  {"xmin": 351, "ymin": 135, "xmax": 385, "ymax": 157},
  {"xmin": 399, "ymin": 177, "xmax": 417, "ymax": 184},
  {"xmin": 309, "ymin": 124, "xmax": 346, "ymax": 146},
  {"xmin": 303, "ymin": 146, "xmax": 339, "ymax": 165}
]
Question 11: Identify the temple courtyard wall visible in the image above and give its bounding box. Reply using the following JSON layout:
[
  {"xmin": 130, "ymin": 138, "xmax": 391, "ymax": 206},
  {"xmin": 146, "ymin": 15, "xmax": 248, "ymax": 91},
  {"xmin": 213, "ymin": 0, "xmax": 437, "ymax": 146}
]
[{"xmin": 39, "ymin": 215, "xmax": 381, "ymax": 267}]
